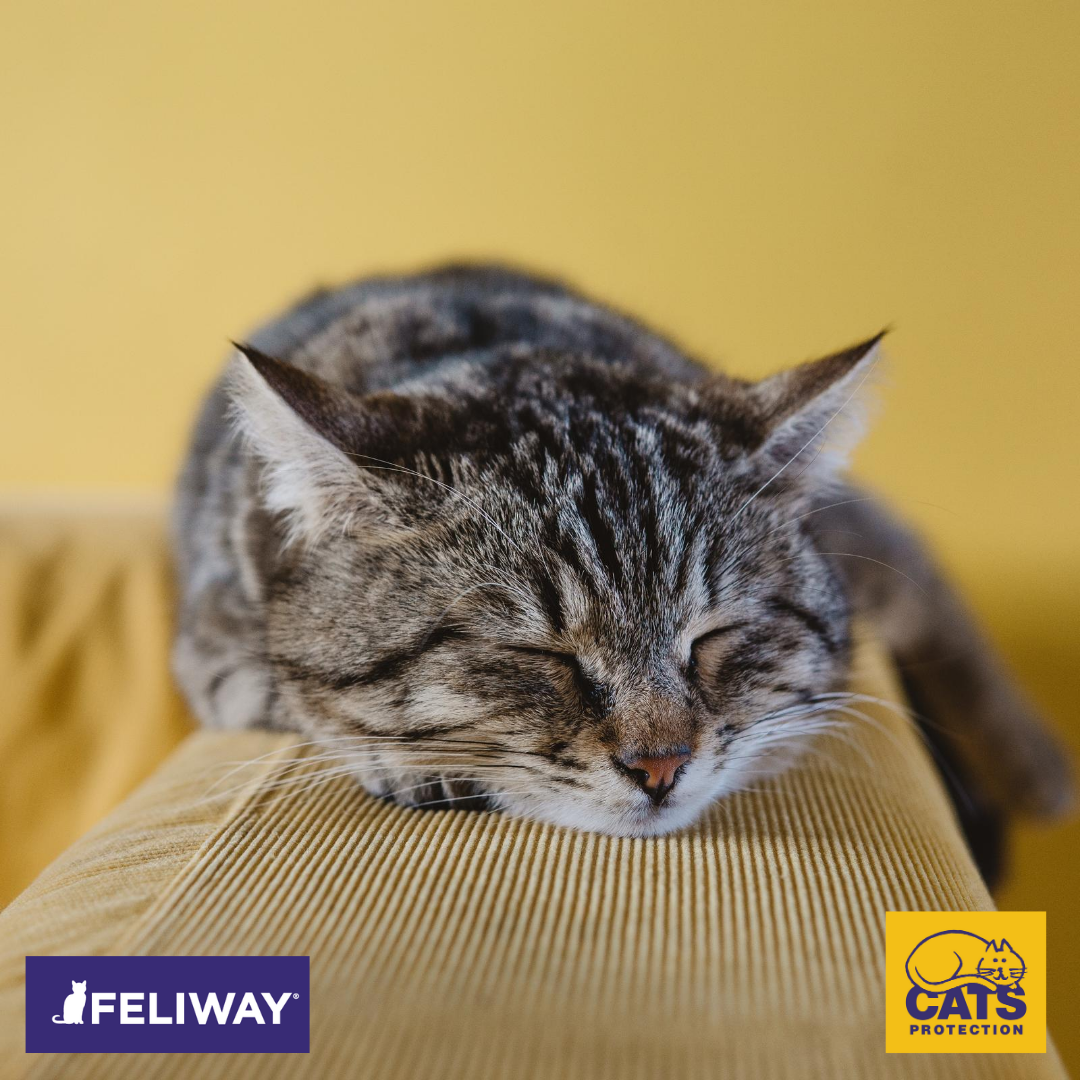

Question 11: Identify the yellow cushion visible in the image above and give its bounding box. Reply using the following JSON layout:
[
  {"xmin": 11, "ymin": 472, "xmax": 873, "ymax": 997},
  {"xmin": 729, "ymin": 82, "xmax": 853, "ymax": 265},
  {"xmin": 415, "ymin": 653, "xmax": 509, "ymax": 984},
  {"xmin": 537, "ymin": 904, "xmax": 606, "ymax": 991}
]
[
  {"xmin": 0, "ymin": 636, "xmax": 1066, "ymax": 1078},
  {"xmin": 0, "ymin": 498, "xmax": 193, "ymax": 907}
]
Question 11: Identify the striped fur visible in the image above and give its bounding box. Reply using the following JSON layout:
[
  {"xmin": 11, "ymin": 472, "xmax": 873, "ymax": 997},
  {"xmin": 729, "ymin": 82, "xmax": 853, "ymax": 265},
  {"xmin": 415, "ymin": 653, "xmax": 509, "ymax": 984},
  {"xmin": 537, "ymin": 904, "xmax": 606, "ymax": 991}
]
[{"xmin": 172, "ymin": 265, "xmax": 1072, "ymax": 838}]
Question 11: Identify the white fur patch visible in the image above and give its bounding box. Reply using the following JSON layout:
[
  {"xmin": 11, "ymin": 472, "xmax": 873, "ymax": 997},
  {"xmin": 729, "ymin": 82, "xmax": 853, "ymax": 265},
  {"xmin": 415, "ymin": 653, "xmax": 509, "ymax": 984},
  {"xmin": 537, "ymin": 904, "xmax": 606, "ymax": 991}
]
[{"xmin": 227, "ymin": 353, "xmax": 374, "ymax": 545}]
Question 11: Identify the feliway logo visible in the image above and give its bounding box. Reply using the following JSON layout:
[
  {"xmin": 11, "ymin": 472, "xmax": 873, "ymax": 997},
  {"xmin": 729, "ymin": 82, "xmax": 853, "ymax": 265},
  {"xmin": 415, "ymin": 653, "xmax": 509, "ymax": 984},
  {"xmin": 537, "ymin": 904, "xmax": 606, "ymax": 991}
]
[
  {"xmin": 885, "ymin": 912, "xmax": 1046, "ymax": 1054},
  {"xmin": 26, "ymin": 956, "xmax": 309, "ymax": 1053}
]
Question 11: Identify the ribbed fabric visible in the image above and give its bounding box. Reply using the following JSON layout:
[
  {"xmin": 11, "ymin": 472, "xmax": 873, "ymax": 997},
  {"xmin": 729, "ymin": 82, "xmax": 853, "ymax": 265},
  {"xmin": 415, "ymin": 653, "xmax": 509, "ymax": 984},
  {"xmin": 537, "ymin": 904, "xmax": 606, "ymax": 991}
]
[{"xmin": 0, "ymin": 639, "xmax": 1066, "ymax": 1079}]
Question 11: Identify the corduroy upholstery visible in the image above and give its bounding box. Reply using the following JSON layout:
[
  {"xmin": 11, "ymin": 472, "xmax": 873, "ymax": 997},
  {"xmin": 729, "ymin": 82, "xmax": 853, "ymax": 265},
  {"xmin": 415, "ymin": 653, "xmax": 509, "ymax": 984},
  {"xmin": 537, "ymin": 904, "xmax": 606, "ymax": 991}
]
[
  {"xmin": 0, "ymin": 644, "xmax": 1068, "ymax": 1077},
  {"xmin": 0, "ymin": 501, "xmax": 1068, "ymax": 1078}
]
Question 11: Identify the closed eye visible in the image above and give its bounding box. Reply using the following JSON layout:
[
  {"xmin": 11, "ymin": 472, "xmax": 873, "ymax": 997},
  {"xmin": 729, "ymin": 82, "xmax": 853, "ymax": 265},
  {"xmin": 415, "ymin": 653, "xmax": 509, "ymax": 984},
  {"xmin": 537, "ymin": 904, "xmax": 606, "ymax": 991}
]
[
  {"xmin": 689, "ymin": 621, "xmax": 749, "ymax": 674},
  {"xmin": 505, "ymin": 644, "xmax": 578, "ymax": 666},
  {"xmin": 692, "ymin": 622, "xmax": 749, "ymax": 652},
  {"xmin": 505, "ymin": 646, "xmax": 610, "ymax": 713}
]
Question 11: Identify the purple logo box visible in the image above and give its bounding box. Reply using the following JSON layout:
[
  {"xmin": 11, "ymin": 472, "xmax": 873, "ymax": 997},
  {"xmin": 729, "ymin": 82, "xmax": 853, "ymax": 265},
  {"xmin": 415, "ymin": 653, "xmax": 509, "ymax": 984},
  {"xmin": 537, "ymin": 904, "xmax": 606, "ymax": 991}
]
[{"xmin": 26, "ymin": 956, "xmax": 310, "ymax": 1054}]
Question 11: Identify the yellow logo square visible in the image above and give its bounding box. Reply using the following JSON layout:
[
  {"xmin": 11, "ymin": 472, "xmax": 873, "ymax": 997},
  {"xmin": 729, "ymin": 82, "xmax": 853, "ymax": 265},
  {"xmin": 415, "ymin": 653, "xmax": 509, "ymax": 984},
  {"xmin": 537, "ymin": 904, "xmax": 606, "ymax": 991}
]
[{"xmin": 885, "ymin": 911, "xmax": 1046, "ymax": 1054}]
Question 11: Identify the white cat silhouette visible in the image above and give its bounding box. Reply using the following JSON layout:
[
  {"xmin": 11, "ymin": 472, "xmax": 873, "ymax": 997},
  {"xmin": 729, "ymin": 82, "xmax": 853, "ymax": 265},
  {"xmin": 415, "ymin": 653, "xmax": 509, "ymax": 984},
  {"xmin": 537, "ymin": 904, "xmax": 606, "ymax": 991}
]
[{"xmin": 52, "ymin": 979, "xmax": 87, "ymax": 1024}]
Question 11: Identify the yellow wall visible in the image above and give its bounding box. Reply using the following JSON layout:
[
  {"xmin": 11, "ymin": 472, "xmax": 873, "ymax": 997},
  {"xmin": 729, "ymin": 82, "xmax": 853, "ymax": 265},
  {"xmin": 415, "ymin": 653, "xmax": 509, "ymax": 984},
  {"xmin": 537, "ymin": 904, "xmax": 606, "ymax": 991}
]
[{"xmin": 2, "ymin": 0, "xmax": 1078, "ymax": 1064}]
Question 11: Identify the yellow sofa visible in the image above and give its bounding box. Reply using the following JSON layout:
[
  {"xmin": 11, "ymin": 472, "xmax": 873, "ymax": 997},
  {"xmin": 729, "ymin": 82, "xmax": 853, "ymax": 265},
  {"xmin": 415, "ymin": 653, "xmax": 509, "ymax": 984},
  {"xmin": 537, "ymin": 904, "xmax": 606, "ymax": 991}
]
[{"xmin": 0, "ymin": 502, "xmax": 1068, "ymax": 1078}]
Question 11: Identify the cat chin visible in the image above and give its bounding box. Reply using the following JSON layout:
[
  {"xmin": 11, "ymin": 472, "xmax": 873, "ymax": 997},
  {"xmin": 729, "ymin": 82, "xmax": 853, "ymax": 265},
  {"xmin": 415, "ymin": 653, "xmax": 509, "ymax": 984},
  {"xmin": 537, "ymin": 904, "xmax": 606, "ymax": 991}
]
[{"xmin": 495, "ymin": 791, "xmax": 715, "ymax": 839}]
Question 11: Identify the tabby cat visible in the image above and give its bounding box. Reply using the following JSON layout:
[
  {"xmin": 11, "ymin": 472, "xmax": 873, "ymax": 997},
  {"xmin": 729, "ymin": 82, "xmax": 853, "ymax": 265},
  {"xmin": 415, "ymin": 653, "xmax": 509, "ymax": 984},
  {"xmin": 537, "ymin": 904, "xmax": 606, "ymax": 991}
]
[{"xmin": 173, "ymin": 265, "xmax": 1071, "ymax": 841}]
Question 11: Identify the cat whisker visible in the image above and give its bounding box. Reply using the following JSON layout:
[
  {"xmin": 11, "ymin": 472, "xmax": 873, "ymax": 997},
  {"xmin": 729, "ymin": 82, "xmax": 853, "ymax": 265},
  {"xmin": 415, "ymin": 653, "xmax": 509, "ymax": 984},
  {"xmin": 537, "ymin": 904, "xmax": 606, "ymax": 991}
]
[
  {"xmin": 762, "ymin": 496, "xmax": 878, "ymax": 538},
  {"xmin": 807, "ymin": 551, "xmax": 929, "ymax": 597},
  {"xmin": 730, "ymin": 741, "xmax": 864, "ymax": 781},
  {"xmin": 202, "ymin": 751, "xmax": 526, "ymax": 803},
  {"xmin": 807, "ymin": 701, "xmax": 979, "ymax": 817},
  {"xmin": 764, "ymin": 493, "xmax": 958, "ymax": 543},
  {"xmin": 811, "ymin": 690, "xmax": 962, "ymax": 742},
  {"xmin": 246, "ymin": 762, "xmax": 532, "ymax": 809},
  {"xmin": 201, "ymin": 739, "xmax": 374, "ymax": 795},
  {"xmin": 413, "ymin": 791, "xmax": 521, "ymax": 809}
]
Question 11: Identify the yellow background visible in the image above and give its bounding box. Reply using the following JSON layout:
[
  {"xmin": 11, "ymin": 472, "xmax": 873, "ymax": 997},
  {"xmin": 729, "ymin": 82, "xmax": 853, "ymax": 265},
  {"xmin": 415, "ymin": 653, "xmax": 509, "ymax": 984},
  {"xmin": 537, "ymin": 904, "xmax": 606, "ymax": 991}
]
[
  {"xmin": 1, "ymin": 0, "xmax": 1077, "ymax": 1069},
  {"xmin": 885, "ymin": 911, "xmax": 1046, "ymax": 1054}
]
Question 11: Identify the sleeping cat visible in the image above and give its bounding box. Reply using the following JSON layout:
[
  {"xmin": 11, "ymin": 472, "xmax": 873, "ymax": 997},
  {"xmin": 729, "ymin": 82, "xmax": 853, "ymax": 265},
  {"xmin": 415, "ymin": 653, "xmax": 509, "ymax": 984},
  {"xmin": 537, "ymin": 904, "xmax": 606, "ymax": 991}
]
[
  {"xmin": 906, "ymin": 932, "xmax": 1025, "ymax": 993},
  {"xmin": 172, "ymin": 264, "xmax": 1072, "ymax": 840}
]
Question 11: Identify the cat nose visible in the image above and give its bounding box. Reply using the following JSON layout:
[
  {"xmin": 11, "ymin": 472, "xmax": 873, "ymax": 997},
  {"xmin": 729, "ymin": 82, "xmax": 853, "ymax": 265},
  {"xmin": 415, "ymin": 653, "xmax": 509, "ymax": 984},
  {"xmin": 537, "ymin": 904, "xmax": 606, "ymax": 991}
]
[{"xmin": 615, "ymin": 748, "xmax": 691, "ymax": 805}]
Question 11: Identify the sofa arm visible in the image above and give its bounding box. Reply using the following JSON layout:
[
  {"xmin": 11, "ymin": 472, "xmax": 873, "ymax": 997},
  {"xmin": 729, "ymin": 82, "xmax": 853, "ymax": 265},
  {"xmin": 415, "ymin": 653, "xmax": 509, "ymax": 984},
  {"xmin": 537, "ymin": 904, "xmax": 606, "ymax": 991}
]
[{"xmin": 0, "ymin": 635, "xmax": 1066, "ymax": 1079}]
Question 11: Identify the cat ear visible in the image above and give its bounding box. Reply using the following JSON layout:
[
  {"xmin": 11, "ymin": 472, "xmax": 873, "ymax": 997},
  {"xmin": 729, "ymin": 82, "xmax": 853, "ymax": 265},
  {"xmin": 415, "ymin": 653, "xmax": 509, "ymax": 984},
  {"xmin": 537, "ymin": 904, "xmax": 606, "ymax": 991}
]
[
  {"xmin": 746, "ymin": 331, "xmax": 886, "ymax": 486},
  {"xmin": 227, "ymin": 343, "xmax": 425, "ymax": 542}
]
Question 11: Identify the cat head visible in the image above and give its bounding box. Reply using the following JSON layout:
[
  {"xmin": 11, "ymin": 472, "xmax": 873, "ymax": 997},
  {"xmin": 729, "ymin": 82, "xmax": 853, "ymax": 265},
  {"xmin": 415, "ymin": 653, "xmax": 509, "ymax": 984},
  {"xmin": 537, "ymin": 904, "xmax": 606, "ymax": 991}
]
[
  {"xmin": 71, "ymin": 980, "xmax": 86, "ymax": 992},
  {"xmin": 976, "ymin": 939, "xmax": 1026, "ymax": 986},
  {"xmin": 229, "ymin": 334, "xmax": 882, "ymax": 836}
]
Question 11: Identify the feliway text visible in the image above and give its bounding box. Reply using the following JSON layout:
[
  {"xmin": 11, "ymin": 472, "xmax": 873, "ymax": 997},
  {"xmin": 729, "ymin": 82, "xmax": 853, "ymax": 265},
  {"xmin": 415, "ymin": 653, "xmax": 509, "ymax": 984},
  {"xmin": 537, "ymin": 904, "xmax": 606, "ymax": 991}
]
[{"xmin": 25, "ymin": 956, "xmax": 310, "ymax": 1053}]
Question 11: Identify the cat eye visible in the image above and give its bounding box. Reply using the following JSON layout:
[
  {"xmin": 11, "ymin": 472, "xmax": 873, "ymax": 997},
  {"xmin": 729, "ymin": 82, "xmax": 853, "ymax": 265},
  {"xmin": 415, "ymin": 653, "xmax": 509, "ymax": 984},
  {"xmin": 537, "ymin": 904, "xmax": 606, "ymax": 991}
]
[
  {"xmin": 688, "ymin": 622, "xmax": 747, "ymax": 677},
  {"xmin": 505, "ymin": 644, "xmax": 578, "ymax": 667},
  {"xmin": 690, "ymin": 622, "xmax": 746, "ymax": 654},
  {"xmin": 505, "ymin": 646, "xmax": 610, "ymax": 713}
]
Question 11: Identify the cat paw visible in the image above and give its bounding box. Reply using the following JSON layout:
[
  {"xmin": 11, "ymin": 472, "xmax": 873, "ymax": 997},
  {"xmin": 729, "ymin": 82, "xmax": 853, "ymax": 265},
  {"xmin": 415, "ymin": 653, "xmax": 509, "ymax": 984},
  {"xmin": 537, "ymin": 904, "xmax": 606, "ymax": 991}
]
[
  {"xmin": 369, "ymin": 775, "xmax": 493, "ymax": 813},
  {"xmin": 991, "ymin": 701, "xmax": 1076, "ymax": 820},
  {"xmin": 1011, "ymin": 739, "xmax": 1075, "ymax": 820}
]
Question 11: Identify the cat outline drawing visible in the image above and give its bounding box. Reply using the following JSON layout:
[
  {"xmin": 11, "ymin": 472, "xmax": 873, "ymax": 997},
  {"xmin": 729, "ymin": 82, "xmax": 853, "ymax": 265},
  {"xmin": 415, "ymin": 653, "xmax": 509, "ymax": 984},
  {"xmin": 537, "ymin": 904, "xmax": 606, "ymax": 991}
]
[
  {"xmin": 905, "ymin": 931, "xmax": 1027, "ymax": 994},
  {"xmin": 52, "ymin": 980, "xmax": 87, "ymax": 1024}
]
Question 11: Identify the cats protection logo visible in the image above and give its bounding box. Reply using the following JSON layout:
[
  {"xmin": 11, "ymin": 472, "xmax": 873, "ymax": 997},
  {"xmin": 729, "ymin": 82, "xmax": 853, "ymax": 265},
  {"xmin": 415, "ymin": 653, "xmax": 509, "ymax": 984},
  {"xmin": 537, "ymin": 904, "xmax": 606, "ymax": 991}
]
[
  {"xmin": 25, "ymin": 956, "xmax": 309, "ymax": 1053},
  {"xmin": 885, "ymin": 911, "xmax": 1046, "ymax": 1053}
]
